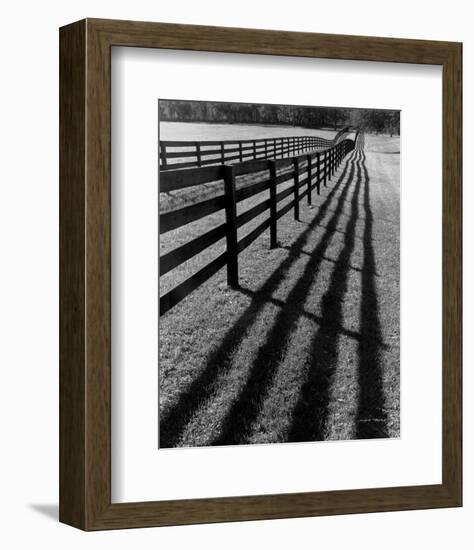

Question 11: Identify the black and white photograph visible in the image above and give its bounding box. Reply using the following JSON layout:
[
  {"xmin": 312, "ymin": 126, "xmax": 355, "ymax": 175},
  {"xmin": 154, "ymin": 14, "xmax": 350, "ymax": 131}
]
[{"xmin": 158, "ymin": 99, "xmax": 400, "ymax": 449}]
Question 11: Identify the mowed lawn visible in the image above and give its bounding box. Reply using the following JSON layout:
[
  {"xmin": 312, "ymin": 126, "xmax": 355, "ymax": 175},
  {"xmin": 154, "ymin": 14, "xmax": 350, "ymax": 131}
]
[
  {"xmin": 159, "ymin": 132, "xmax": 400, "ymax": 448},
  {"xmin": 160, "ymin": 121, "xmax": 337, "ymax": 142}
]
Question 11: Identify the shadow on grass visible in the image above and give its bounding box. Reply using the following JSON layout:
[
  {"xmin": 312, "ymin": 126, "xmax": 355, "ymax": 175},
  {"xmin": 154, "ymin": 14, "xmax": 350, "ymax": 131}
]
[
  {"xmin": 287, "ymin": 142, "xmax": 363, "ymax": 442},
  {"xmin": 355, "ymin": 138, "xmax": 388, "ymax": 439},
  {"xmin": 161, "ymin": 135, "xmax": 391, "ymax": 447},
  {"xmin": 211, "ymin": 149, "xmax": 360, "ymax": 446},
  {"xmin": 159, "ymin": 148, "xmax": 357, "ymax": 448},
  {"xmin": 288, "ymin": 135, "xmax": 388, "ymax": 441}
]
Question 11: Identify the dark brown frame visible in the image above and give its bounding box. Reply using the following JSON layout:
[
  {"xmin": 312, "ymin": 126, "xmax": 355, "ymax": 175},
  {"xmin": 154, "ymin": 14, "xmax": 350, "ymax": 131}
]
[{"xmin": 59, "ymin": 18, "xmax": 462, "ymax": 530}]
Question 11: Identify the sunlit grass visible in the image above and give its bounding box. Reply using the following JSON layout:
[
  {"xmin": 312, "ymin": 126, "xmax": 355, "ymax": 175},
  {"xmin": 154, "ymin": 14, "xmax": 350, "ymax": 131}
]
[{"xmin": 159, "ymin": 133, "xmax": 400, "ymax": 448}]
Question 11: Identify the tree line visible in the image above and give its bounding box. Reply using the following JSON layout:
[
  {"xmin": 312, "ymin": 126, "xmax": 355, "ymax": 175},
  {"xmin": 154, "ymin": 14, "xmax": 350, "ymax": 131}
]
[{"xmin": 159, "ymin": 100, "xmax": 400, "ymax": 135}]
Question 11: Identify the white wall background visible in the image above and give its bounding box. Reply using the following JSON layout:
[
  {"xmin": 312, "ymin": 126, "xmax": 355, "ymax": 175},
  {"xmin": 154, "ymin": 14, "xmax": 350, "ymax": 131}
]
[{"xmin": 0, "ymin": 0, "xmax": 471, "ymax": 547}]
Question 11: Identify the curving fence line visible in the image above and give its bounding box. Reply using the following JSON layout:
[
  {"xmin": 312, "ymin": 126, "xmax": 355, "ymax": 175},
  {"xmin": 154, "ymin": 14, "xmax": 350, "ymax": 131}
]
[
  {"xmin": 159, "ymin": 127, "xmax": 354, "ymax": 171},
  {"xmin": 159, "ymin": 130, "xmax": 359, "ymax": 316}
]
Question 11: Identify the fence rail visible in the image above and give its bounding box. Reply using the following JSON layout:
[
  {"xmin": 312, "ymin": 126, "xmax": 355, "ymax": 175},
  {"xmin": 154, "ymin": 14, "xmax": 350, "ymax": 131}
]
[
  {"xmin": 159, "ymin": 128, "xmax": 353, "ymax": 171},
  {"xmin": 159, "ymin": 131, "xmax": 359, "ymax": 316}
]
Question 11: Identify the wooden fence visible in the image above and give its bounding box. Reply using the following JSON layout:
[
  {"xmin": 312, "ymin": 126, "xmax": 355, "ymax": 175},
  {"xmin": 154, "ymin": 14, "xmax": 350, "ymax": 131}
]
[
  {"xmin": 159, "ymin": 128, "xmax": 352, "ymax": 171},
  {"xmin": 159, "ymin": 132, "xmax": 358, "ymax": 316}
]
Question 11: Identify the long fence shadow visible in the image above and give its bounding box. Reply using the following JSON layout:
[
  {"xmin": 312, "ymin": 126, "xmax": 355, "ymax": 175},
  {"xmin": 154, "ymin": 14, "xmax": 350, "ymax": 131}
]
[
  {"xmin": 287, "ymin": 141, "xmax": 363, "ymax": 442},
  {"xmin": 159, "ymin": 148, "xmax": 358, "ymax": 448},
  {"xmin": 211, "ymin": 149, "xmax": 361, "ymax": 445},
  {"xmin": 355, "ymin": 141, "xmax": 388, "ymax": 438},
  {"xmin": 288, "ymin": 136, "xmax": 388, "ymax": 441}
]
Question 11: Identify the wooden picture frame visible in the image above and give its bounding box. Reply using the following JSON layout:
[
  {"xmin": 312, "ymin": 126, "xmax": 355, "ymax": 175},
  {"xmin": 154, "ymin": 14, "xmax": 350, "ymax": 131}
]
[{"xmin": 59, "ymin": 18, "xmax": 462, "ymax": 530}]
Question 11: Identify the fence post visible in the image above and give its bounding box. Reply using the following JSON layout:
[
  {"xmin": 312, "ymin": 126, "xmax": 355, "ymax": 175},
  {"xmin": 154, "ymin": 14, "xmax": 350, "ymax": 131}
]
[
  {"xmin": 306, "ymin": 155, "xmax": 312, "ymax": 205},
  {"xmin": 239, "ymin": 142, "xmax": 243, "ymax": 162},
  {"xmin": 293, "ymin": 158, "xmax": 300, "ymax": 221},
  {"xmin": 221, "ymin": 143, "xmax": 225, "ymax": 164},
  {"xmin": 316, "ymin": 152, "xmax": 321, "ymax": 195},
  {"xmin": 196, "ymin": 143, "xmax": 202, "ymax": 167},
  {"xmin": 324, "ymin": 151, "xmax": 328, "ymax": 187},
  {"xmin": 160, "ymin": 142, "xmax": 168, "ymax": 170},
  {"xmin": 253, "ymin": 140, "xmax": 257, "ymax": 159},
  {"xmin": 269, "ymin": 160, "xmax": 278, "ymax": 249},
  {"xmin": 265, "ymin": 139, "xmax": 268, "ymax": 159},
  {"xmin": 223, "ymin": 165, "xmax": 239, "ymax": 288}
]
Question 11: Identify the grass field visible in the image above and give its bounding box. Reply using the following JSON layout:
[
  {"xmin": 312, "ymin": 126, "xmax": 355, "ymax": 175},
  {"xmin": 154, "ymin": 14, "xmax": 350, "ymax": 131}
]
[
  {"xmin": 159, "ymin": 132, "xmax": 400, "ymax": 448},
  {"xmin": 160, "ymin": 121, "xmax": 337, "ymax": 142}
]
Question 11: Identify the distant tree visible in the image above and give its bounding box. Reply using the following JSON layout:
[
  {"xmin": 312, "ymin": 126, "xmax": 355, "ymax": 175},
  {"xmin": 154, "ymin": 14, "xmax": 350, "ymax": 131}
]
[{"xmin": 158, "ymin": 100, "xmax": 400, "ymax": 135}]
